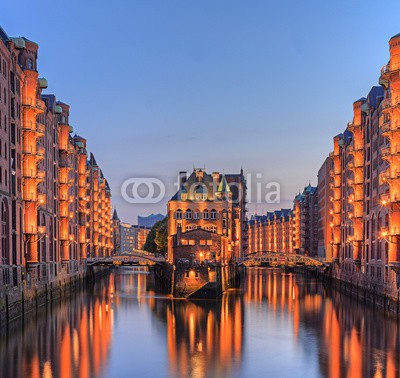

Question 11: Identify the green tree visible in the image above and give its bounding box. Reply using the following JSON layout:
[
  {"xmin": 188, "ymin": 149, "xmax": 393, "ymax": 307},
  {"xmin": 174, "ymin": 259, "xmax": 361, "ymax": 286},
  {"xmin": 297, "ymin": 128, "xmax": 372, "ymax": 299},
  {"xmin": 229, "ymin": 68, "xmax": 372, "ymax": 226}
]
[{"xmin": 144, "ymin": 217, "xmax": 168, "ymax": 256}]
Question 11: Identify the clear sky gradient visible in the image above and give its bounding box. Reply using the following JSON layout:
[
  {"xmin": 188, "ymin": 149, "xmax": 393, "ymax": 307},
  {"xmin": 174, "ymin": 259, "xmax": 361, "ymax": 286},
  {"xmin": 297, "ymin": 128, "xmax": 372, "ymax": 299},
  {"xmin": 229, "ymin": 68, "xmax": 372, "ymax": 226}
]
[{"xmin": 2, "ymin": 0, "xmax": 400, "ymax": 223}]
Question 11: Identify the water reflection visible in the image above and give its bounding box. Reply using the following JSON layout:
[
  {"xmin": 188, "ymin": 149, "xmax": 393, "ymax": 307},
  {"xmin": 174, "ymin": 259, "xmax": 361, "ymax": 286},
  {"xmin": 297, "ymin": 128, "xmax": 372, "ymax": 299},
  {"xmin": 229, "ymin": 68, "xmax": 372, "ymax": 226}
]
[
  {"xmin": 0, "ymin": 279, "xmax": 114, "ymax": 378},
  {"xmin": 150, "ymin": 292, "xmax": 243, "ymax": 377},
  {"xmin": 0, "ymin": 267, "xmax": 398, "ymax": 378}
]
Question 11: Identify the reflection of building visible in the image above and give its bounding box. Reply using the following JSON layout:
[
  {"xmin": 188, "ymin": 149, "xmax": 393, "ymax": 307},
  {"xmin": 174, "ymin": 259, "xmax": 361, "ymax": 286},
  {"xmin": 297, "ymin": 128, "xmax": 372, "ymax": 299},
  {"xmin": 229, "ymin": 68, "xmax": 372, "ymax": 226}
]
[
  {"xmin": 0, "ymin": 26, "xmax": 113, "ymax": 289},
  {"xmin": 244, "ymin": 269, "xmax": 399, "ymax": 378},
  {"xmin": 0, "ymin": 276, "xmax": 114, "ymax": 377},
  {"xmin": 151, "ymin": 294, "xmax": 243, "ymax": 377},
  {"xmin": 138, "ymin": 213, "xmax": 165, "ymax": 228}
]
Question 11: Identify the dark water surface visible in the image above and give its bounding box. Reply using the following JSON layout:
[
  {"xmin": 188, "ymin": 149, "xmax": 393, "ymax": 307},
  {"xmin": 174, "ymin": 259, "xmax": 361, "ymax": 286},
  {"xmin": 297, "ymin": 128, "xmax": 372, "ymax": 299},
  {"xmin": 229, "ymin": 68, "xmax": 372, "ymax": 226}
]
[{"xmin": 0, "ymin": 268, "xmax": 399, "ymax": 378}]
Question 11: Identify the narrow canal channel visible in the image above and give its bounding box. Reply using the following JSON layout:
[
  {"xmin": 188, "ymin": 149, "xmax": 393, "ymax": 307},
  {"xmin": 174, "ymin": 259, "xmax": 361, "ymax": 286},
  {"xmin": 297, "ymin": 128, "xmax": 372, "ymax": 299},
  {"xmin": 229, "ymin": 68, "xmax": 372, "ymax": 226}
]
[{"xmin": 0, "ymin": 267, "xmax": 399, "ymax": 377}]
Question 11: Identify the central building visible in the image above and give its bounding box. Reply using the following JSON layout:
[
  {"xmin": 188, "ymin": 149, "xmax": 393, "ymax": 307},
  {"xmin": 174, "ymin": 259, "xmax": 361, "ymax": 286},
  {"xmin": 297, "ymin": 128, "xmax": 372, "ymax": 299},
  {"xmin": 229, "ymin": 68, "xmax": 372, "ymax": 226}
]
[{"xmin": 167, "ymin": 168, "xmax": 247, "ymax": 296}]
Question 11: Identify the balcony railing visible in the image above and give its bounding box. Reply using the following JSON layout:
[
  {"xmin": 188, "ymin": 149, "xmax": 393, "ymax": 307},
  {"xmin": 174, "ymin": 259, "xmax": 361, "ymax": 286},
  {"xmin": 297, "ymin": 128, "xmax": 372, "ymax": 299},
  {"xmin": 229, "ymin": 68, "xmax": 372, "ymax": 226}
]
[
  {"xmin": 37, "ymin": 169, "xmax": 45, "ymax": 180},
  {"xmin": 22, "ymin": 145, "xmax": 45, "ymax": 158},
  {"xmin": 23, "ymin": 192, "xmax": 38, "ymax": 202},
  {"xmin": 22, "ymin": 121, "xmax": 44, "ymax": 134},
  {"xmin": 381, "ymin": 145, "xmax": 400, "ymax": 158},
  {"xmin": 36, "ymin": 123, "xmax": 45, "ymax": 134},
  {"xmin": 381, "ymin": 119, "xmax": 400, "ymax": 134},
  {"xmin": 36, "ymin": 99, "xmax": 46, "ymax": 112}
]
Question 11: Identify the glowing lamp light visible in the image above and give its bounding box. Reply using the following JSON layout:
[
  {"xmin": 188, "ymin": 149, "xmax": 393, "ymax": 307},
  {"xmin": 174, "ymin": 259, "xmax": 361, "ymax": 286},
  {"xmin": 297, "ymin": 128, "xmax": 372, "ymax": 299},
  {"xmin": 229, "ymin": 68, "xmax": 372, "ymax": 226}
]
[
  {"xmin": 381, "ymin": 199, "xmax": 387, "ymax": 206},
  {"xmin": 381, "ymin": 231, "xmax": 388, "ymax": 238}
]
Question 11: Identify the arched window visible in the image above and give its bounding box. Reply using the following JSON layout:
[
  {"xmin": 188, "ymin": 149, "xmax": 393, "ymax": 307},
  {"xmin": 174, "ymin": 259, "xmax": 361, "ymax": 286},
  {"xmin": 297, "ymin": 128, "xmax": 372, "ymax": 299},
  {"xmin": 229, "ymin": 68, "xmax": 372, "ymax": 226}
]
[
  {"xmin": 194, "ymin": 209, "xmax": 201, "ymax": 220},
  {"xmin": 176, "ymin": 209, "xmax": 182, "ymax": 219},
  {"xmin": 203, "ymin": 210, "xmax": 209, "ymax": 220},
  {"xmin": 185, "ymin": 209, "xmax": 192, "ymax": 220},
  {"xmin": 210, "ymin": 209, "xmax": 217, "ymax": 220}
]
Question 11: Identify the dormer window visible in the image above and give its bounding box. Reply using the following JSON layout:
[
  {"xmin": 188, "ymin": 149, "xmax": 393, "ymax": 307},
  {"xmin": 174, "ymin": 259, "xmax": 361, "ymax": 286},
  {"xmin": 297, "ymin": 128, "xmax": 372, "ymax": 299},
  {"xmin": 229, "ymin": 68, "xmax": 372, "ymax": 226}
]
[{"xmin": 181, "ymin": 193, "xmax": 187, "ymax": 200}]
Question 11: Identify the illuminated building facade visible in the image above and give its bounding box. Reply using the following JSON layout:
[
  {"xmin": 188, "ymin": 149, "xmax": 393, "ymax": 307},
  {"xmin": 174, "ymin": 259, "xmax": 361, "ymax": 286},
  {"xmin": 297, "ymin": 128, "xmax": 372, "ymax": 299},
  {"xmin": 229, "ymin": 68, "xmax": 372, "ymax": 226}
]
[
  {"xmin": 327, "ymin": 35, "xmax": 400, "ymax": 299},
  {"xmin": 247, "ymin": 209, "xmax": 294, "ymax": 254},
  {"xmin": 247, "ymin": 184, "xmax": 318, "ymax": 256},
  {"xmin": 317, "ymin": 156, "xmax": 333, "ymax": 261},
  {"xmin": 0, "ymin": 26, "xmax": 113, "ymax": 289},
  {"xmin": 119, "ymin": 222, "xmax": 150, "ymax": 253},
  {"xmin": 293, "ymin": 184, "xmax": 319, "ymax": 256},
  {"xmin": 168, "ymin": 168, "xmax": 247, "ymax": 265}
]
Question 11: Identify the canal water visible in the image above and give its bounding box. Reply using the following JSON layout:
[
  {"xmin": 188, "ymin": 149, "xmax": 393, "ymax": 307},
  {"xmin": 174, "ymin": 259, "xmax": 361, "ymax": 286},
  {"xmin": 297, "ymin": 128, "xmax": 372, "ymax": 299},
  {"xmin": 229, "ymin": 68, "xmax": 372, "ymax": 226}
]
[{"xmin": 0, "ymin": 268, "xmax": 399, "ymax": 378}]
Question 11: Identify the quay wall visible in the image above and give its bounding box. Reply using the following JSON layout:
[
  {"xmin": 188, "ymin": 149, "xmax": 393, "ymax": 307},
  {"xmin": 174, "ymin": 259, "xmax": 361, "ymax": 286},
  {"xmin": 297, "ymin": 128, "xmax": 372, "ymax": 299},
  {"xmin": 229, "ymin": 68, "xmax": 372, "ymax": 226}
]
[{"xmin": 0, "ymin": 263, "xmax": 108, "ymax": 329}]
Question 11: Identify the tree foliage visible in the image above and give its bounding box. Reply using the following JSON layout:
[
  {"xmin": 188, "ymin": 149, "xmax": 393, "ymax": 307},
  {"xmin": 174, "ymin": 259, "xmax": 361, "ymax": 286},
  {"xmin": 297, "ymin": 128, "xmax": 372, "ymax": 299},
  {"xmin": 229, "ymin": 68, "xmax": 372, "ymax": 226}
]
[{"xmin": 143, "ymin": 217, "xmax": 168, "ymax": 256}]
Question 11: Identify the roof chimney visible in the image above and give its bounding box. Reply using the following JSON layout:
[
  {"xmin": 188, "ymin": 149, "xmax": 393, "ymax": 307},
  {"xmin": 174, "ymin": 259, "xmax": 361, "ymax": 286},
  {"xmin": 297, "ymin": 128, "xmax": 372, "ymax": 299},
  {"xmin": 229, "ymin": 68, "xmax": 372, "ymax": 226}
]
[{"xmin": 179, "ymin": 171, "xmax": 187, "ymax": 186}]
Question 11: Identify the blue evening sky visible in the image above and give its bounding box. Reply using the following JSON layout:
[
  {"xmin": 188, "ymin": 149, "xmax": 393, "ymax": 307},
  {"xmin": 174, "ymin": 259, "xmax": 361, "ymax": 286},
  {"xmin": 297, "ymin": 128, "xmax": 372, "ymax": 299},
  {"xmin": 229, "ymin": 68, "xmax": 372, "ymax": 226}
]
[{"xmin": 2, "ymin": 0, "xmax": 399, "ymax": 223}]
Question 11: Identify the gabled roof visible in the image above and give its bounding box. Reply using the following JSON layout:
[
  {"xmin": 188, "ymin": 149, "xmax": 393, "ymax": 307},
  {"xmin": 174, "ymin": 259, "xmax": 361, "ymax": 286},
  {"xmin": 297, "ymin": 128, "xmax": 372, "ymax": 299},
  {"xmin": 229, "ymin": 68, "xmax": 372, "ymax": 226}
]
[
  {"xmin": 112, "ymin": 209, "xmax": 120, "ymax": 221},
  {"xmin": 217, "ymin": 173, "xmax": 231, "ymax": 193}
]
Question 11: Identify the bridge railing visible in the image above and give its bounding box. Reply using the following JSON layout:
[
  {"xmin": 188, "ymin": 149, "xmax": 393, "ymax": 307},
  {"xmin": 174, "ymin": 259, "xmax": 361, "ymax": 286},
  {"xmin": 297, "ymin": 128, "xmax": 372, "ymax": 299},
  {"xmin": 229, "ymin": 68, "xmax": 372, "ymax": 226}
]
[{"xmin": 240, "ymin": 251, "xmax": 326, "ymax": 267}]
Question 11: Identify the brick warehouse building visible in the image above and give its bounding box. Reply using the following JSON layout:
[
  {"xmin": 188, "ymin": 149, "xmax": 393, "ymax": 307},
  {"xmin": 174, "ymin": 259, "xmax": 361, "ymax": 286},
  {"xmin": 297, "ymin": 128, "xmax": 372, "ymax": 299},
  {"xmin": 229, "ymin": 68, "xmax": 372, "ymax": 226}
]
[
  {"xmin": 167, "ymin": 168, "xmax": 247, "ymax": 265},
  {"xmin": 246, "ymin": 34, "xmax": 400, "ymax": 304},
  {"xmin": 248, "ymin": 209, "xmax": 294, "ymax": 255},
  {"xmin": 247, "ymin": 184, "xmax": 318, "ymax": 258},
  {"xmin": 167, "ymin": 168, "xmax": 247, "ymax": 295},
  {"xmin": 0, "ymin": 26, "xmax": 113, "ymax": 288}
]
